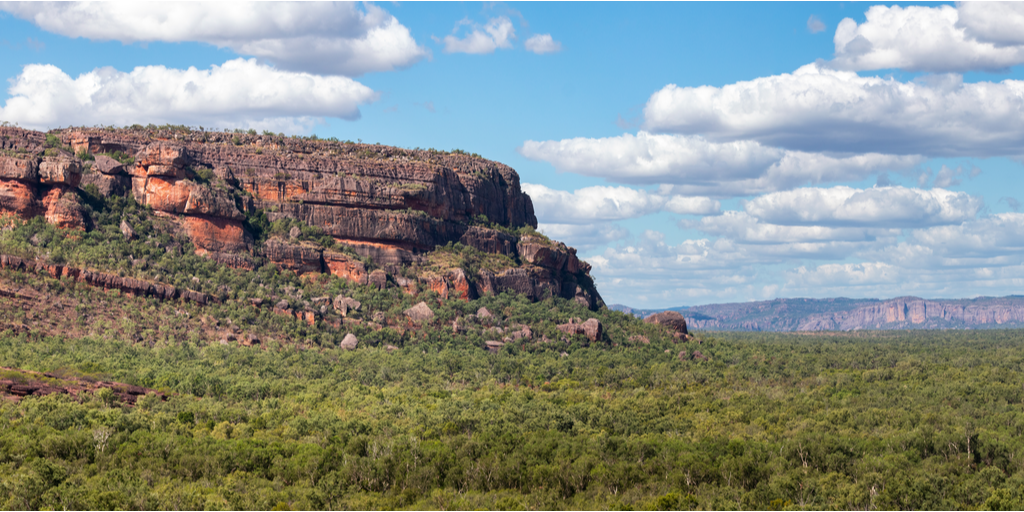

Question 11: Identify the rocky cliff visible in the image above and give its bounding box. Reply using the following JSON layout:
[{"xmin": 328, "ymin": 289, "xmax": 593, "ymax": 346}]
[
  {"xmin": 643, "ymin": 296, "xmax": 1024, "ymax": 331},
  {"xmin": 0, "ymin": 125, "xmax": 602, "ymax": 309}
]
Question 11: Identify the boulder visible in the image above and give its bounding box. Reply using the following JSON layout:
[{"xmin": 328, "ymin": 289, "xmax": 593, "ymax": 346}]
[
  {"xmin": 38, "ymin": 157, "xmax": 82, "ymax": 187},
  {"xmin": 581, "ymin": 318, "xmax": 602, "ymax": 342},
  {"xmin": 120, "ymin": 219, "xmax": 137, "ymax": 240},
  {"xmin": 92, "ymin": 154, "xmax": 125, "ymax": 175},
  {"xmin": 332, "ymin": 295, "xmax": 350, "ymax": 316},
  {"xmin": 643, "ymin": 311, "xmax": 689, "ymax": 335},
  {"xmin": 557, "ymin": 317, "xmax": 602, "ymax": 342},
  {"xmin": 477, "ymin": 307, "xmax": 493, "ymax": 318},
  {"xmin": 340, "ymin": 333, "xmax": 358, "ymax": 350},
  {"xmin": 81, "ymin": 173, "xmax": 131, "ymax": 197},
  {"xmin": 404, "ymin": 301, "xmax": 434, "ymax": 322},
  {"xmin": 0, "ymin": 156, "xmax": 38, "ymax": 181},
  {"xmin": 368, "ymin": 269, "xmax": 388, "ymax": 290},
  {"xmin": 484, "ymin": 340, "xmax": 504, "ymax": 353}
]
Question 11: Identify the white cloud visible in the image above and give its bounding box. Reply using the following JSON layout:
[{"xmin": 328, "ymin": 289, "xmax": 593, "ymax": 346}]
[
  {"xmin": 807, "ymin": 15, "xmax": 826, "ymax": 34},
  {"xmin": 537, "ymin": 222, "xmax": 631, "ymax": 252},
  {"xmin": 0, "ymin": 59, "xmax": 377, "ymax": 132},
  {"xmin": 0, "ymin": 2, "xmax": 427, "ymax": 77},
  {"xmin": 744, "ymin": 186, "xmax": 982, "ymax": 228},
  {"xmin": 958, "ymin": 2, "xmax": 1024, "ymax": 47},
  {"xmin": 643, "ymin": 62, "xmax": 1024, "ymax": 157},
  {"xmin": 522, "ymin": 183, "xmax": 719, "ymax": 224},
  {"xmin": 525, "ymin": 34, "xmax": 561, "ymax": 54},
  {"xmin": 442, "ymin": 16, "xmax": 515, "ymax": 54},
  {"xmin": 584, "ymin": 208, "xmax": 1024, "ymax": 307},
  {"xmin": 664, "ymin": 196, "xmax": 721, "ymax": 215},
  {"xmin": 911, "ymin": 213, "xmax": 1024, "ymax": 259},
  {"xmin": 695, "ymin": 211, "xmax": 892, "ymax": 245},
  {"xmin": 519, "ymin": 131, "xmax": 922, "ymax": 196},
  {"xmin": 831, "ymin": 4, "xmax": 1024, "ymax": 73},
  {"xmin": 785, "ymin": 262, "xmax": 900, "ymax": 288}
]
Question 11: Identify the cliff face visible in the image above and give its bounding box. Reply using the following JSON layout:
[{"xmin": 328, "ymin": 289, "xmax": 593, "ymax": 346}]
[
  {"xmin": 0, "ymin": 126, "xmax": 602, "ymax": 309},
  {"xmin": 679, "ymin": 296, "xmax": 1024, "ymax": 331}
]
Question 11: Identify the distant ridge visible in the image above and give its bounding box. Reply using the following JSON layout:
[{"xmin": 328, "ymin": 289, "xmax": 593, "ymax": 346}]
[{"xmin": 610, "ymin": 296, "xmax": 1024, "ymax": 331}]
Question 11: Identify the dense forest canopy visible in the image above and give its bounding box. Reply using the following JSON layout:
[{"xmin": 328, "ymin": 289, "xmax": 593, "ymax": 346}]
[{"xmin": 1, "ymin": 180, "xmax": 1023, "ymax": 510}]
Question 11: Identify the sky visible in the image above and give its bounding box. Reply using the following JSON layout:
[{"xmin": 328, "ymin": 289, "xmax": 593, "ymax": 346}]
[{"xmin": 3, "ymin": 2, "xmax": 1024, "ymax": 308}]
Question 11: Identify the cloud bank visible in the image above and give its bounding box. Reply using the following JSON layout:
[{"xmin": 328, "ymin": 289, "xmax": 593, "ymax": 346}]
[
  {"xmin": 0, "ymin": 58, "xmax": 377, "ymax": 131},
  {"xmin": 0, "ymin": 2, "xmax": 427, "ymax": 77},
  {"xmin": 519, "ymin": 131, "xmax": 923, "ymax": 196}
]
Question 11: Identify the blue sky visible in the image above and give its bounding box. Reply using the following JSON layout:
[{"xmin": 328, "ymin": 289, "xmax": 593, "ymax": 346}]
[{"xmin": 3, "ymin": 2, "xmax": 1024, "ymax": 308}]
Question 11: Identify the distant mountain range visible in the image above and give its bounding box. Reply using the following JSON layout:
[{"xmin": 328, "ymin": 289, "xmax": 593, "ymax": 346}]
[{"xmin": 609, "ymin": 296, "xmax": 1024, "ymax": 331}]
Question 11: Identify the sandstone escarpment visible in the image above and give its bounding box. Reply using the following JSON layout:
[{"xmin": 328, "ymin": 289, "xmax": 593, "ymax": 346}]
[
  {"xmin": 0, "ymin": 125, "xmax": 602, "ymax": 309},
  {"xmin": 676, "ymin": 296, "xmax": 1024, "ymax": 331}
]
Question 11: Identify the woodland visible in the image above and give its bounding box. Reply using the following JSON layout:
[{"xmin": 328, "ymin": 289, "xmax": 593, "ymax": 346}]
[{"xmin": 1, "ymin": 186, "xmax": 1024, "ymax": 510}]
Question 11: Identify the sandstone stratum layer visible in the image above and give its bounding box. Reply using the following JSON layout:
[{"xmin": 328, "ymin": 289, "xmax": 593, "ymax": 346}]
[{"xmin": 0, "ymin": 125, "xmax": 602, "ymax": 309}]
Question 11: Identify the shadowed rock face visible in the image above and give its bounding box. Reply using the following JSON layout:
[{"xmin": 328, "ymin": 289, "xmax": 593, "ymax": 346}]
[{"xmin": 0, "ymin": 126, "xmax": 603, "ymax": 309}]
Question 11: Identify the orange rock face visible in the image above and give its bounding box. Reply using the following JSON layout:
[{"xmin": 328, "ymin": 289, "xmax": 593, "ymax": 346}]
[
  {"xmin": 323, "ymin": 251, "xmax": 368, "ymax": 285},
  {"xmin": 41, "ymin": 187, "xmax": 87, "ymax": 230},
  {"xmin": 446, "ymin": 268, "xmax": 474, "ymax": 301},
  {"xmin": 0, "ymin": 179, "xmax": 42, "ymax": 219},
  {"xmin": 142, "ymin": 177, "xmax": 192, "ymax": 213},
  {"xmin": 428, "ymin": 275, "xmax": 450, "ymax": 299},
  {"xmin": 184, "ymin": 216, "xmax": 251, "ymax": 253}
]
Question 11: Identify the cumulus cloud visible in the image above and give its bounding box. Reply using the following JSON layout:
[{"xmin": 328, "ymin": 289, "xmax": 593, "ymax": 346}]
[
  {"xmin": 807, "ymin": 15, "xmax": 826, "ymax": 34},
  {"xmin": 643, "ymin": 63, "xmax": 1024, "ymax": 157},
  {"xmin": 785, "ymin": 262, "xmax": 900, "ymax": 288},
  {"xmin": 0, "ymin": 2, "xmax": 427, "ymax": 77},
  {"xmin": 441, "ymin": 16, "xmax": 515, "ymax": 54},
  {"xmin": 743, "ymin": 186, "xmax": 983, "ymax": 228},
  {"xmin": 910, "ymin": 213, "xmax": 1024, "ymax": 260},
  {"xmin": 524, "ymin": 34, "xmax": 561, "ymax": 54},
  {"xmin": 694, "ymin": 211, "xmax": 893, "ymax": 245},
  {"xmin": 831, "ymin": 4, "xmax": 1024, "ymax": 73},
  {"xmin": 537, "ymin": 222, "xmax": 631, "ymax": 252},
  {"xmin": 0, "ymin": 59, "xmax": 377, "ymax": 132},
  {"xmin": 958, "ymin": 2, "xmax": 1024, "ymax": 47},
  {"xmin": 522, "ymin": 183, "xmax": 719, "ymax": 224},
  {"xmin": 519, "ymin": 131, "xmax": 922, "ymax": 196}
]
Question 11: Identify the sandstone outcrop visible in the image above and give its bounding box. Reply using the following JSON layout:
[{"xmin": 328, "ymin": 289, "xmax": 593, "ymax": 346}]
[
  {"xmin": 557, "ymin": 318, "xmax": 603, "ymax": 342},
  {"xmin": 0, "ymin": 253, "xmax": 211, "ymax": 304},
  {"xmin": 1, "ymin": 126, "xmax": 603, "ymax": 310},
  {"xmin": 643, "ymin": 311, "xmax": 689, "ymax": 336},
  {"xmin": 0, "ymin": 142, "xmax": 87, "ymax": 230}
]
